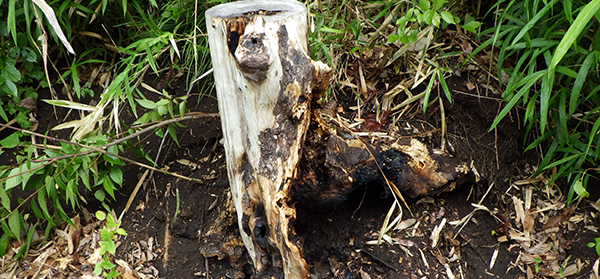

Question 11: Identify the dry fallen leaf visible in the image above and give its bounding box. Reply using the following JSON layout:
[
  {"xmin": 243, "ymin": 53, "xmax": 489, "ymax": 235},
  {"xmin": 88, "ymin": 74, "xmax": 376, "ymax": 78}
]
[
  {"xmin": 359, "ymin": 268, "xmax": 371, "ymax": 279},
  {"xmin": 465, "ymin": 82, "xmax": 475, "ymax": 91}
]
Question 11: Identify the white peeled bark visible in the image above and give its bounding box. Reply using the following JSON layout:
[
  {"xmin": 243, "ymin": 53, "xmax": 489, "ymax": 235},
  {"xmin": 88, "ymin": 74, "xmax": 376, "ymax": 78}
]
[{"xmin": 206, "ymin": 1, "xmax": 331, "ymax": 278}]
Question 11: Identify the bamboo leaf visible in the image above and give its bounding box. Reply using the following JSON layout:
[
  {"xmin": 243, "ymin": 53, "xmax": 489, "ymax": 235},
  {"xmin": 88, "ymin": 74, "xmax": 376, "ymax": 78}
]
[
  {"xmin": 539, "ymin": 72, "xmax": 554, "ymax": 133},
  {"xmin": 558, "ymin": 89, "xmax": 568, "ymax": 141},
  {"xmin": 584, "ymin": 114, "xmax": 600, "ymax": 160},
  {"xmin": 563, "ymin": 0, "xmax": 573, "ymax": 23},
  {"xmin": 570, "ymin": 52, "xmax": 596, "ymax": 115},
  {"xmin": 31, "ymin": 0, "xmax": 75, "ymax": 54},
  {"xmin": 542, "ymin": 153, "xmax": 581, "ymax": 170},
  {"xmin": 549, "ymin": 0, "xmax": 600, "ymax": 73},
  {"xmin": 43, "ymin": 100, "xmax": 98, "ymax": 111},
  {"xmin": 422, "ymin": 71, "xmax": 436, "ymax": 113},
  {"xmin": 490, "ymin": 70, "xmax": 547, "ymax": 131},
  {"xmin": 438, "ymin": 69, "xmax": 451, "ymax": 103},
  {"xmin": 37, "ymin": 190, "xmax": 54, "ymax": 226},
  {"xmin": 6, "ymin": 168, "xmax": 21, "ymax": 190},
  {"xmin": 511, "ymin": 0, "xmax": 560, "ymax": 46},
  {"xmin": 71, "ymin": 60, "xmax": 81, "ymax": 98},
  {"xmin": 7, "ymin": 0, "xmax": 16, "ymax": 44}
]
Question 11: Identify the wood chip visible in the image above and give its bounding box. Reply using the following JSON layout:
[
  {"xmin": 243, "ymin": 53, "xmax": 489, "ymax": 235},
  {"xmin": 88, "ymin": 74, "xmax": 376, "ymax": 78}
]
[{"xmin": 430, "ymin": 218, "xmax": 446, "ymax": 248}]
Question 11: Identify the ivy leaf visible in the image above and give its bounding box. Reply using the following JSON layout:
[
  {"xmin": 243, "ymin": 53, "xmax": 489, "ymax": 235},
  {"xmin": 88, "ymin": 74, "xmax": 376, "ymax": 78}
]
[
  {"xmin": 419, "ymin": 0, "xmax": 431, "ymax": 11},
  {"xmin": 0, "ymin": 186, "xmax": 10, "ymax": 210},
  {"xmin": 387, "ymin": 34, "xmax": 400, "ymax": 44},
  {"xmin": 8, "ymin": 48, "xmax": 20, "ymax": 58},
  {"xmin": 109, "ymin": 167, "xmax": 123, "ymax": 186},
  {"xmin": 440, "ymin": 11, "xmax": 455, "ymax": 24},
  {"xmin": 2, "ymin": 65, "xmax": 21, "ymax": 82},
  {"xmin": 95, "ymin": 211, "xmax": 107, "ymax": 221},
  {"xmin": 8, "ymin": 211, "xmax": 21, "ymax": 238},
  {"xmin": 5, "ymin": 167, "xmax": 21, "ymax": 190},
  {"xmin": 101, "ymin": 228, "xmax": 111, "ymax": 242},
  {"xmin": 423, "ymin": 10, "xmax": 435, "ymax": 25},
  {"xmin": 94, "ymin": 189, "xmax": 106, "ymax": 202},
  {"xmin": 136, "ymin": 99, "xmax": 157, "ymax": 109},
  {"xmin": 573, "ymin": 179, "xmax": 589, "ymax": 198},
  {"xmin": 0, "ymin": 133, "xmax": 19, "ymax": 148},
  {"xmin": 462, "ymin": 20, "xmax": 482, "ymax": 33},
  {"xmin": 21, "ymin": 47, "xmax": 37, "ymax": 62},
  {"xmin": 432, "ymin": 11, "xmax": 441, "ymax": 27},
  {"xmin": 1, "ymin": 80, "xmax": 18, "ymax": 97}
]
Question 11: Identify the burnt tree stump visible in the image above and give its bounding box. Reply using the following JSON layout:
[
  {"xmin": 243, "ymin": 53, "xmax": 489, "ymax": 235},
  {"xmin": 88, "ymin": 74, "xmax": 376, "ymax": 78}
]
[
  {"xmin": 206, "ymin": 1, "xmax": 329, "ymax": 278},
  {"xmin": 206, "ymin": 1, "xmax": 471, "ymax": 278}
]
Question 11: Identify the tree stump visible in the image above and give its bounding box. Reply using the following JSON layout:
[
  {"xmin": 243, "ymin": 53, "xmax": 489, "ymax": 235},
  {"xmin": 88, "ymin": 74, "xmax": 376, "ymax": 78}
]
[
  {"xmin": 206, "ymin": 1, "xmax": 329, "ymax": 278},
  {"xmin": 206, "ymin": 1, "xmax": 472, "ymax": 278}
]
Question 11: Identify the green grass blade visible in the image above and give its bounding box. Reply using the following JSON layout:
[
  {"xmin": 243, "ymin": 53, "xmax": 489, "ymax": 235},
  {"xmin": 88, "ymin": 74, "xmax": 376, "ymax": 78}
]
[
  {"xmin": 563, "ymin": 0, "xmax": 573, "ymax": 23},
  {"xmin": 490, "ymin": 70, "xmax": 547, "ymax": 131},
  {"xmin": 558, "ymin": 88, "xmax": 568, "ymax": 141},
  {"xmin": 71, "ymin": 60, "xmax": 81, "ymax": 99},
  {"xmin": 422, "ymin": 71, "xmax": 437, "ymax": 114},
  {"xmin": 438, "ymin": 69, "xmax": 451, "ymax": 103},
  {"xmin": 7, "ymin": 0, "xmax": 16, "ymax": 44},
  {"xmin": 539, "ymin": 71, "xmax": 554, "ymax": 133},
  {"xmin": 511, "ymin": 0, "xmax": 560, "ymax": 46},
  {"xmin": 570, "ymin": 52, "xmax": 596, "ymax": 115},
  {"xmin": 542, "ymin": 152, "xmax": 582, "ymax": 170},
  {"xmin": 584, "ymin": 115, "xmax": 600, "ymax": 161},
  {"xmin": 549, "ymin": 0, "xmax": 600, "ymax": 73}
]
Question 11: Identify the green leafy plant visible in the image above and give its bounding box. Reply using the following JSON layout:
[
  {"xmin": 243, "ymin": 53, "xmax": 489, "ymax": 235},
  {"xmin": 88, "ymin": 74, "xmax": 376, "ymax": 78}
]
[
  {"xmin": 0, "ymin": 126, "xmax": 125, "ymax": 256},
  {"xmin": 94, "ymin": 210, "xmax": 127, "ymax": 279},
  {"xmin": 533, "ymin": 257, "xmax": 543, "ymax": 273},
  {"xmin": 587, "ymin": 237, "xmax": 600, "ymax": 256},
  {"xmin": 0, "ymin": 0, "xmax": 223, "ymax": 261},
  {"xmin": 387, "ymin": 0, "xmax": 460, "ymax": 46},
  {"xmin": 472, "ymin": 0, "xmax": 600, "ymax": 202},
  {"xmin": 0, "ymin": 12, "xmax": 45, "ymax": 128}
]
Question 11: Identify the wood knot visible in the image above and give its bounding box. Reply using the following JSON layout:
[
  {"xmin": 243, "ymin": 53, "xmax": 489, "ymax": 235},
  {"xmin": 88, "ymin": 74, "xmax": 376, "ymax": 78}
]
[{"xmin": 234, "ymin": 32, "xmax": 270, "ymax": 82}]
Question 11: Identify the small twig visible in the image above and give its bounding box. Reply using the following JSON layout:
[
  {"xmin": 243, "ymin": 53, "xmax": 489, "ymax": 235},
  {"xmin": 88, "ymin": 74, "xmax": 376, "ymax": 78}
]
[
  {"xmin": 28, "ymin": 112, "xmax": 218, "ymax": 163},
  {"xmin": 360, "ymin": 140, "xmax": 413, "ymax": 216},
  {"xmin": 453, "ymin": 182, "xmax": 495, "ymax": 239},
  {"xmin": 0, "ymin": 156, "xmax": 77, "ymax": 222},
  {"xmin": 204, "ymin": 256, "xmax": 209, "ymax": 279},
  {"xmin": 351, "ymin": 185, "xmax": 368, "ymax": 219},
  {"xmin": 359, "ymin": 249, "xmax": 398, "ymax": 271},
  {"xmin": 187, "ymin": 68, "xmax": 214, "ymax": 96},
  {"xmin": 118, "ymin": 169, "xmax": 149, "ymax": 223},
  {"xmin": 0, "ymin": 119, "xmax": 16, "ymax": 133},
  {"xmin": 144, "ymin": 129, "xmax": 168, "ymax": 191},
  {"xmin": 0, "ymin": 117, "xmax": 211, "ymax": 184}
]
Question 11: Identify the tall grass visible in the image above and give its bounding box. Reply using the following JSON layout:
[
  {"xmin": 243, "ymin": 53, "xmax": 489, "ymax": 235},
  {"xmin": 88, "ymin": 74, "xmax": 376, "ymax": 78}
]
[{"xmin": 473, "ymin": 0, "xmax": 600, "ymax": 201}]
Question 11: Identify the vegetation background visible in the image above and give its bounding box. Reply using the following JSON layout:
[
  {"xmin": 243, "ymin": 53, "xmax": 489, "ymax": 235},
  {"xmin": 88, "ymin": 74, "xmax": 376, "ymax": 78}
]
[{"xmin": 1, "ymin": 0, "xmax": 599, "ymax": 277}]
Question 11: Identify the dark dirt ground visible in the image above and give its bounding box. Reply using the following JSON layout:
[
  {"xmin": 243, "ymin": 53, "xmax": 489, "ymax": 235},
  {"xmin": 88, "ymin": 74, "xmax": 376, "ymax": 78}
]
[{"xmin": 7, "ymin": 57, "xmax": 600, "ymax": 279}]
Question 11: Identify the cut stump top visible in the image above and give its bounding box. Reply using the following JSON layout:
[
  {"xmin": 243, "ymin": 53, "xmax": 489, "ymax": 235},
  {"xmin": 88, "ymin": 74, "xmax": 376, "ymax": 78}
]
[{"xmin": 206, "ymin": 0, "xmax": 305, "ymax": 20}]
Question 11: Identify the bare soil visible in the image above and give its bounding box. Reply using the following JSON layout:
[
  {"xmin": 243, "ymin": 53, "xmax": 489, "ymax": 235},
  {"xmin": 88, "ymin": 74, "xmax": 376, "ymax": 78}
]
[{"xmin": 111, "ymin": 75, "xmax": 598, "ymax": 278}]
